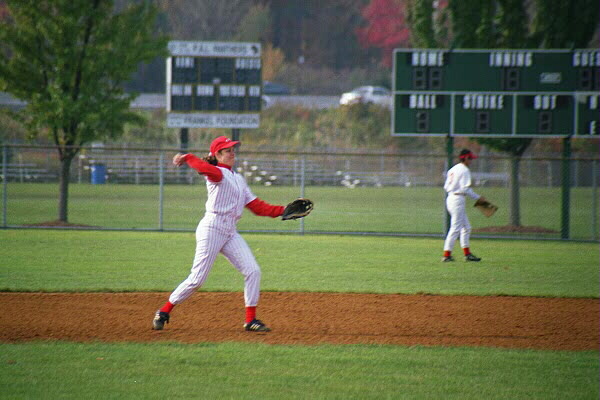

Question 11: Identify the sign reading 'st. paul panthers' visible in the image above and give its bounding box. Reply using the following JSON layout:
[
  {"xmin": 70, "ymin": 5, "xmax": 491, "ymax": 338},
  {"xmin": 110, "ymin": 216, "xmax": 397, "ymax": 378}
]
[
  {"xmin": 166, "ymin": 41, "xmax": 262, "ymax": 128},
  {"xmin": 392, "ymin": 48, "xmax": 599, "ymax": 138}
]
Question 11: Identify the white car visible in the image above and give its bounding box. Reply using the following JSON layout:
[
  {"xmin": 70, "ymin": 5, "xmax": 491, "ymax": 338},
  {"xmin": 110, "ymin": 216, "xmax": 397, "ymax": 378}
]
[{"xmin": 339, "ymin": 86, "xmax": 392, "ymax": 108}]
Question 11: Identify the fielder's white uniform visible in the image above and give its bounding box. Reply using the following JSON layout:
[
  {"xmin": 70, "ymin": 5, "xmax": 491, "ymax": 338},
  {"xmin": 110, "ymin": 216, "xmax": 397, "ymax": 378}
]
[
  {"xmin": 443, "ymin": 162, "xmax": 481, "ymax": 252},
  {"xmin": 169, "ymin": 165, "xmax": 262, "ymax": 307}
]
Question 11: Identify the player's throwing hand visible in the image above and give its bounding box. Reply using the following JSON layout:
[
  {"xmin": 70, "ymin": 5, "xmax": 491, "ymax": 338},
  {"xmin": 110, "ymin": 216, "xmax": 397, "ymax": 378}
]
[{"xmin": 172, "ymin": 153, "xmax": 186, "ymax": 167}]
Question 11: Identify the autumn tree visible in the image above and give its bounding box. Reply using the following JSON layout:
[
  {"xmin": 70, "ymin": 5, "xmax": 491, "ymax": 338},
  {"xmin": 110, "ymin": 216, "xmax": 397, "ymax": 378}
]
[
  {"xmin": 0, "ymin": 0, "xmax": 168, "ymax": 223},
  {"xmin": 356, "ymin": 0, "xmax": 410, "ymax": 67},
  {"xmin": 0, "ymin": 2, "xmax": 8, "ymax": 19},
  {"xmin": 262, "ymin": 43, "xmax": 286, "ymax": 82},
  {"xmin": 158, "ymin": 0, "xmax": 251, "ymax": 41},
  {"xmin": 231, "ymin": 4, "xmax": 286, "ymax": 82},
  {"xmin": 234, "ymin": 3, "xmax": 272, "ymax": 43},
  {"xmin": 303, "ymin": 0, "xmax": 371, "ymax": 69}
]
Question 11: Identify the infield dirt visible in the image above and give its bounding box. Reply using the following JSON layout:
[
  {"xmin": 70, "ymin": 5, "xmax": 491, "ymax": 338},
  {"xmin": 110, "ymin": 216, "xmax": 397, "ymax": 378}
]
[{"xmin": 1, "ymin": 292, "xmax": 598, "ymax": 351}]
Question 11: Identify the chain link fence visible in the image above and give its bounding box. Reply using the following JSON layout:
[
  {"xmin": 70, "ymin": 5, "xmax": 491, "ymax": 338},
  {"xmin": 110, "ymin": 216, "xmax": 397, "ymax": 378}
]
[{"xmin": 1, "ymin": 144, "xmax": 598, "ymax": 241}]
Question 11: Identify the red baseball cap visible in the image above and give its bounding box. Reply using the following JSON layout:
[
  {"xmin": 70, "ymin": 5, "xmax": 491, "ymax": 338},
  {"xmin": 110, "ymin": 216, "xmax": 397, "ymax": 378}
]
[
  {"xmin": 209, "ymin": 136, "xmax": 239, "ymax": 155},
  {"xmin": 459, "ymin": 149, "xmax": 478, "ymax": 160}
]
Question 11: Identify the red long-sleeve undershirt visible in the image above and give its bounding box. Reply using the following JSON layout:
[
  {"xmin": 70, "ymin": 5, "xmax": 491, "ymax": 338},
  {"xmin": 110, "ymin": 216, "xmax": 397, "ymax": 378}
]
[
  {"xmin": 246, "ymin": 198, "xmax": 284, "ymax": 218},
  {"xmin": 182, "ymin": 154, "xmax": 223, "ymax": 182},
  {"xmin": 182, "ymin": 154, "xmax": 283, "ymax": 218}
]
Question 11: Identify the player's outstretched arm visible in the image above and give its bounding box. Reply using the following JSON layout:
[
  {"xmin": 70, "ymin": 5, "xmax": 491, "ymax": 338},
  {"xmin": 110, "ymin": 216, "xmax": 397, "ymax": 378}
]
[
  {"xmin": 245, "ymin": 198, "xmax": 285, "ymax": 218},
  {"xmin": 172, "ymin": 153, "xmax": 223, "ymax": 182}
]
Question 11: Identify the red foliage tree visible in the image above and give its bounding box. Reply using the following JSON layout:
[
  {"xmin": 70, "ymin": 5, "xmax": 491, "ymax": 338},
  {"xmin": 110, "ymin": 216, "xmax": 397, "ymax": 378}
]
[
  {"xmin": 356, "ymin": 0, "xmax": 410, "ymax": 67},
  {"xmin": 0, "ymin": 1, "xmax": 10, "ymax": 20}
]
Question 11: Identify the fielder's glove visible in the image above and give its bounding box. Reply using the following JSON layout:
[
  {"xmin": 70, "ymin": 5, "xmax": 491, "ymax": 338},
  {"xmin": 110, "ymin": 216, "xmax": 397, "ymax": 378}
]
[
  {"xmin": 474, "ymin": 198, "xmax": 498, "ymax": 217},
  {"xmin": 282, "ymin": 198, "xmax": 314, "ymax": 220}
]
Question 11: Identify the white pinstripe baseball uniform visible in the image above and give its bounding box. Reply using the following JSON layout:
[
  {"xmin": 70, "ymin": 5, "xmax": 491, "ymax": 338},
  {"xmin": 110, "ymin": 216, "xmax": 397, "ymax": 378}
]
[
  {"xmin": 152, "ymin": 138, "xmax": 284, "ymax": 332},
  {"xmin": 169, "ymin": 164, "xmax": 264, "ymax": 307},
  {"xmin": 443, "ymin": 162, "xmax": 481, "ymax": 252}
]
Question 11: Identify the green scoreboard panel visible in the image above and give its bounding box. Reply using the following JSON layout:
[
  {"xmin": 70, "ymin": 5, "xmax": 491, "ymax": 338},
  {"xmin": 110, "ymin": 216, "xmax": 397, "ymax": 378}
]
[
  {"xmin": 392, "ymin": 49, "xmax": 600, "ymax": 137},
  {"xmin": 166, "ymin": 41, "xmax": 262, "ymax": 128},
  {"xmin": 576, "ymin": 93, "xmax": 599, "ymax": 136}
]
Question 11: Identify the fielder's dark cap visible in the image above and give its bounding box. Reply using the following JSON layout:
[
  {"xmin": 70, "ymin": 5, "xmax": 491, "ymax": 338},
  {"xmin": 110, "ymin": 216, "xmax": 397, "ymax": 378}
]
[{"xmin": 459, "ymin": 149, "xmax": 478, "ymax": 160}]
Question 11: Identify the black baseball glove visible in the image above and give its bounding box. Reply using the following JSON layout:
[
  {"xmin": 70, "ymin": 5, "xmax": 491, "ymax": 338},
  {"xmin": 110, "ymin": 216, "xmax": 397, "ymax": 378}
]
[{"xmin": 282, "ymin": 198, "xmax": 314, "ymax": 220}]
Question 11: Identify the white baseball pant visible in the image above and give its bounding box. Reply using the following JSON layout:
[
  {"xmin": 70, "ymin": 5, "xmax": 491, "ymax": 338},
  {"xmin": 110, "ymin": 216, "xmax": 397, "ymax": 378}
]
[
  {"xmin": 169, "ymin": 218, "xmax": 261, "ymax": 307},
  {"xmin": 443, "ymin": 194, "xmax": 471, "ymax": 251}
]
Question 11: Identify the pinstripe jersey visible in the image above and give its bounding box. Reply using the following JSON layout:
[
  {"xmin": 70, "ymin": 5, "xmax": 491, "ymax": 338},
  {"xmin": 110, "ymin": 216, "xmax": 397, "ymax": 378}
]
[{"xmin": 203, "ymin": 166, "xmax": 256, "ymax": 227}]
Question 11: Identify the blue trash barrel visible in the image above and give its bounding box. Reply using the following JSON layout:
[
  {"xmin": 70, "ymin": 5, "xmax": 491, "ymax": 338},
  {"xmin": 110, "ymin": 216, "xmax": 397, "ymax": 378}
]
[{"xmin": 90, "ymin": 164, "xmax": 106, "ymax": 184}]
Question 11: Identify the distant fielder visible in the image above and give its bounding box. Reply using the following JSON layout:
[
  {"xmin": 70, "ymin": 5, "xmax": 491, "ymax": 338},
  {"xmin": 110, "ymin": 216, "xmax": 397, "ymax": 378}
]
[
  {"xmin": 152, "ymin": 136, "xmax": 312, "ymax": 332},
  {"xmin": 441, "ymin": 149, "xmax": 491, "ymax": 262}
]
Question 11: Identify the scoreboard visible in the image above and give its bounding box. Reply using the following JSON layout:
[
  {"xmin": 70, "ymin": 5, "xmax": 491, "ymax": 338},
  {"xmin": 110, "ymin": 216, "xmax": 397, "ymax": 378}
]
[
  {"xmin": 392, "ymin": 49, "xmax": 600, "ymax": 138},
  {"xmin": 166, "ymin": 41, "xmax": 262, "ymax": 129}
]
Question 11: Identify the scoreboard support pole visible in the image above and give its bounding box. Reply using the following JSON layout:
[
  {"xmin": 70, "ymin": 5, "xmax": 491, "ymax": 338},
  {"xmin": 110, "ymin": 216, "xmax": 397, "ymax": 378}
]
[
  {"xmin": 176, "ymin": 128, "xmax": 189, "ymax": 183},
  {"xmin": 231, "ymin": 128, "xmax": 241, "ymax": 155},
  {"xmin": 179, "ymin": 128, "xmax": 189, "ymax": 154},
  {"xmin": 231, "ymin": 128, "xmax": 240, "ymax": 142},
  {"xmin": 2, "ymin": 145, "xmax": 7, "ymax": 228},
  {"xmin": 561, "ymin": 137, "xmax": 571, "ymax": 239}
]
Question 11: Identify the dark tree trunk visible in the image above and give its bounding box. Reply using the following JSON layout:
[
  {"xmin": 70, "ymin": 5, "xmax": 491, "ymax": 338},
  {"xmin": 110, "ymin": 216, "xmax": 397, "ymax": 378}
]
[{"xmin": 58, "ymin": 155, "xmax": 73, "ymax": 223}]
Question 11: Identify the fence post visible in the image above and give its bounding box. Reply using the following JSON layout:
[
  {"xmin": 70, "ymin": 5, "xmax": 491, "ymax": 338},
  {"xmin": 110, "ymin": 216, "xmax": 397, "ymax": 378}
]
[
  {"xmin": 158, "ymin": 153, "xmax": 164, "ymax": 231},
  {"xmin": 561, "ymin": 137, "xmax": 571, "ymax": 239},
  {"xmin": 293, "ymin": 159, "xmax": 298, "ymax": 186},
  {"xmin": 135, "ymin": 157, "xmax": 140, "ymax": 185},
  {"xmin": 77, "ymin": 155, "xmax": 82, "ymax": 184},
  {"xmin": 593, "ymin": 160, "xmax": 598, "ymax": 241},
  {"xmin": 526, "ymin": 156, "xmax": 532, "ymax": 186},
  {"xmin": 300, "ymin": 155, "xmax": 306, "ymax": 235},
  {"xmin": 17, "ymin": 153, "xmax": 24, "ymax": 183},
  {"xmin": 573, "ymin": 159, "xmax": 578, "ymax": 187},
  {"xmin": 2, "ymin": 145, "xmax": 7, "ymax": 228}
]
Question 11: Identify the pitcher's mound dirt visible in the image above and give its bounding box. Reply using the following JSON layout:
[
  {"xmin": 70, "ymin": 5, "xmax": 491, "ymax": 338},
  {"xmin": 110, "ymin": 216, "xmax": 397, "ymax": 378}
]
[{"xmin": 1, "ymin": 292, "xmax": 597, "ymax": 351}]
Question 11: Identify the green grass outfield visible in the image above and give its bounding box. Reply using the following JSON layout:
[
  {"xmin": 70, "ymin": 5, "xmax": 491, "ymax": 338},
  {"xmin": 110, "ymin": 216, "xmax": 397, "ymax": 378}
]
[
  {"xmin": 1, "ymin": 342, "xmax": 597, "ymax": 400},
  {"xmin": 2, "ymin": 183, "xmax": 599, "ymax": 240},
  {"xmin": 0, "ymin": 230, "xmax": 598, "ymax": 399},
  {"xmin": 1, "ymin": 230, "xmax": 598, "ymax": 296}
]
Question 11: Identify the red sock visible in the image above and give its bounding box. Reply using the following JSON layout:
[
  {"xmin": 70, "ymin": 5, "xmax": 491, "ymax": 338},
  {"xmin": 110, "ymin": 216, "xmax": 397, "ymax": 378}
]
[
  {"xmin": 245, "ymin": 306, "xmax": 256, "ymax": 323},
  {"xmin": 160, "ymin": 301, "xmax": 175, "ymax": 313},
  {"xmin": 444, "ymin": 251, "xmax": 451, "ymax": 257},
  {"xmin": 463, "ymin": 248, "xmax": 470, "ymax": 256}
]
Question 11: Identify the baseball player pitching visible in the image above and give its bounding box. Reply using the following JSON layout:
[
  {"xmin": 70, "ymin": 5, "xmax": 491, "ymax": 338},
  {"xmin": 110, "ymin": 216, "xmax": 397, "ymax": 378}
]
[
  {"xmin": 441, "ymin": 149, "xmax": 486, "ymax": 262},
  {"xmin": 152, "ymin": 136, "xmax": 311, "ymax": 332}
]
